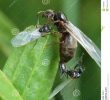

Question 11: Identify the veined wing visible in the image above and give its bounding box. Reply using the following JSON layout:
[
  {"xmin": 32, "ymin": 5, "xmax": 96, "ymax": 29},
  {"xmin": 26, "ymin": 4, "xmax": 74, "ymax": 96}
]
[
  {"xmin": 65, "ymin": 21, "xmax": 101, "ymax": 67},
  {"xmin": 11, "ymin": 28, "xmax": 41, "ymax": 47}
]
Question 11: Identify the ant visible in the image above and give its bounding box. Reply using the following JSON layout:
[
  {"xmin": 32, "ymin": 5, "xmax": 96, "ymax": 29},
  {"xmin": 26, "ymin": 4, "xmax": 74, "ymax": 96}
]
[{"xmin": 38, "ymin": 10, "xmax": 85, "ymax": 79}]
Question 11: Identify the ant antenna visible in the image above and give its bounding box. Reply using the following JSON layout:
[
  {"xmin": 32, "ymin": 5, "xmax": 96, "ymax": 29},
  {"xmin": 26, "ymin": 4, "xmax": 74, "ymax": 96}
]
[
  {"xmin": 37, "ymin": 15, "xmax": 39, "ymax": 25},
  {"xmin": 36, "ymin": 10, "xmax": 46, "ymax": 27},
  {"xmin": 36, "ymin": 13, "xmax": 41, "ymax": 28},
  {"xmin": 37, "ymin": 11, "xmax": 45, "ymax": 14},
  {"xmin": 79, "ymin": 53, "xmax": 84, "ymax": 64}
]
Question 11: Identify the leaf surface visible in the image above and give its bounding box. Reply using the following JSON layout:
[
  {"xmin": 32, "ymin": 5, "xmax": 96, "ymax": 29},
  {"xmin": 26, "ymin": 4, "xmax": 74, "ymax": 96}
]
[
  {"xmin": 3, "ymin": 33, "xmax": 60, "ymax": 100},
  {"xmin": 0, "ymin": 70, "xmax": 23, "ymax": 100}
]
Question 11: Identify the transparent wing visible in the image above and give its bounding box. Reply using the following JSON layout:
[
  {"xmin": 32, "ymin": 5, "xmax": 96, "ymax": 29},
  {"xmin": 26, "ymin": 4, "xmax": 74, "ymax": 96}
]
[
  {"xmin": 11, "ymin": 28, "xmax": 41, "ymax": 47},
  {"xmin": 65, "ymin": 21, "xmax": 101, "ymax": 67}
]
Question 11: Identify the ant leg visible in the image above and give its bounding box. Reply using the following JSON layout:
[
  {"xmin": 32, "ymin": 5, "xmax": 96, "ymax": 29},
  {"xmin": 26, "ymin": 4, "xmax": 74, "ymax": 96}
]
[
  {"xmin": 41, "ymin": 33, "xmax": 51, "ymax": 37},
  {"xmin": 66, "ymin": 54, "xmax": 85, "ymax": 79},
  {"xmin": 78, "ymin": 53, "xmax": 84, "ymax": 64},
  {"xmin": 36, "ymin": 13, "xmax": 41, "ymax": 28},
  {"xmin": 45, "ymin": 41, "xmax": 64, "ymax": 49},
  {"xmin": 60, "ymin": 63, "xmax": 68, "ymax": 78},
  {"xmin": 60, "ymin": 63, "xmax": 67, "ymax": 74},
  {"xmin": 54, "ymin": 20, "xmax": 61, "ymax": 24}
]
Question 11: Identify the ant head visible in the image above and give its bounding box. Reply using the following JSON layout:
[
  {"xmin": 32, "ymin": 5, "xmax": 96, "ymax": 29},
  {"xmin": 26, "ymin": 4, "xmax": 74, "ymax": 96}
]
[
  {"xmin": 38, "ymin": 9, "xmax": 55, "ymax": 20},
  {"xmin": 39, "ymin": 24, "xmax": 52, "ymax": 33}
]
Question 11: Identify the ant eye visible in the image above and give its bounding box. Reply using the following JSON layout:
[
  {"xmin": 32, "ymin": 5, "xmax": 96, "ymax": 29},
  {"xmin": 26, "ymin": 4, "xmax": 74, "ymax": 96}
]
[
  {"xmin": 47, "ymin": 13, "xmax": 54, "ymax": 19},
  {"xmin": 61, "ymin": 13, "xmax": 66, "ymax": 21}
]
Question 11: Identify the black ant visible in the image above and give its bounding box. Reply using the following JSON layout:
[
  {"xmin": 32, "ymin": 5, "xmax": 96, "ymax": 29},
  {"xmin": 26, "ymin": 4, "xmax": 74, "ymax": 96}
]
[
  {"xmin": 60, "ymin": 54, "xmax": 85, "ymax": 79},
  {"xmin": 38, "ymin": 10, "xmax": 85, "ymax": 79}
]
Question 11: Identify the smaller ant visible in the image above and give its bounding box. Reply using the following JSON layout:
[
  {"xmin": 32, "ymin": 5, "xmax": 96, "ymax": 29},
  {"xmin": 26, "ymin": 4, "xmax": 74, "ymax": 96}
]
[{"xmin": 60, "ymin": 54, "xmax": 85, "ymax": 79}]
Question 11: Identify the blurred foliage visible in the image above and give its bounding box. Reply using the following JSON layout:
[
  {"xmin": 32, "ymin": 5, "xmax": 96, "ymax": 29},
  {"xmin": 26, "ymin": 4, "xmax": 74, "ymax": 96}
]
[
  {"xmin": 3, "ymin": 34, "xmax": 60, "ymax": 100},
  {"xmin": 0, "ymin": 70, "xmax": 22, "ymax": 100},
  {"xmin": 0, "ymin": 0, "xmax": 100, "ymax": 100},
  {"xmin": 0, "ymin": 11, "xmax": 15, "ymax": 68}
]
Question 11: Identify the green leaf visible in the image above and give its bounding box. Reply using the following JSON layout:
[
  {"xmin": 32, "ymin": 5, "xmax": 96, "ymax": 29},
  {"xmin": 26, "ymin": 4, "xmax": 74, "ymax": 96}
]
[
  {"xmin": 3, "ymin": 33, "xmax": 60, "ymax": 100},
  {"xmin": 0, "ymin": 70, "xmax": 23, "ymax": 100}
]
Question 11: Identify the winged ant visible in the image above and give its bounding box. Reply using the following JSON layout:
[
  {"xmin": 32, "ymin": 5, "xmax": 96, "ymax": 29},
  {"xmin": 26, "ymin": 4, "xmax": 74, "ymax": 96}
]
[
  {"xmin": 38, "ymin": 9, "xmax": 101, "ymax": 67},
  {"xmin": 12, "ymin": 9, "xmax": 100, "ymax": 79},
  {"xmin": 38, "ymin": 10, "xmax": 86, "ymax": 78}
]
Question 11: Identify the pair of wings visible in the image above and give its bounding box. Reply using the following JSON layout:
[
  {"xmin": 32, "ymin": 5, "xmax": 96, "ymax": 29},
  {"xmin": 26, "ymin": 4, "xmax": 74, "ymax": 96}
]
[{"xmin": 11, "ymin": 22, "xmax": 101, "ymax": 67}]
